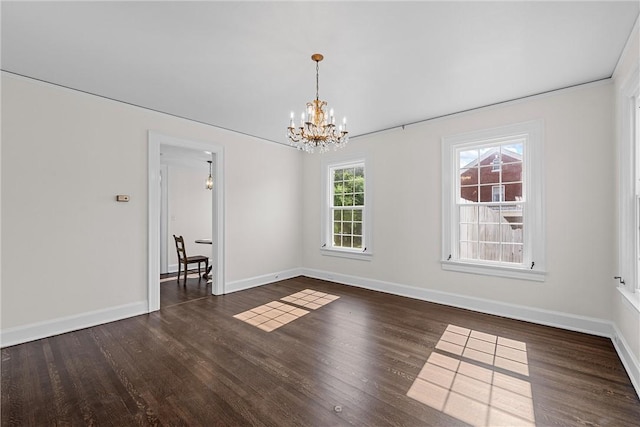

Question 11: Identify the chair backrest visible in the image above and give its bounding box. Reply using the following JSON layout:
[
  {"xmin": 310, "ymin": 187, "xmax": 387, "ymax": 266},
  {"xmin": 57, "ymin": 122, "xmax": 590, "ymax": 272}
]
[{"xmin": 173, "ymin": 235, "xmax": 187, "ymax": 262}]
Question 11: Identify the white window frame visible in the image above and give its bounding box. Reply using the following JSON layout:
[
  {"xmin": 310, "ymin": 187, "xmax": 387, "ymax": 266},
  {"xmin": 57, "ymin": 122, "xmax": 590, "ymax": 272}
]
[
  {"xmin": 618, "ymin": 66, "xmax": 640, "ymax": 303},
  {"xmin": 321, "ymin": 154, "xmax": 372, "ymax": 260},
  {"xmin": 441, "ymin": 120, "xmax": 545, "ymax": 281}
]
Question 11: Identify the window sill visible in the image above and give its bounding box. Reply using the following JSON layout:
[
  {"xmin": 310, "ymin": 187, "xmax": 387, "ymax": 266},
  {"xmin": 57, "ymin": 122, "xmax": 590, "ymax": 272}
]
[
  {"xmin": 441, "ymin": 260, "xmax": 546, "ymax": 282},
  {"xmin": 321, "ymin": 248, "xmax": 373, "ymax": 261},
  {"xmin": 617, "ymin": 287, "xmax": 640, "ymax": 312}
]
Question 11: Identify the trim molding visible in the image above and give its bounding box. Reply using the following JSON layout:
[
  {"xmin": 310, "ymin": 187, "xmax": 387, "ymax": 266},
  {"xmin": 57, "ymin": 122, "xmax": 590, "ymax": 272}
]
[
  {"xmin": 0, "ymin": 301, "xmax": 147, "ymax": 348},
  {"xmin": 612, "ymin": 323, "xmax": 640, "ymax": 397},
  {"xmin": 225, "ymin": 268, "xmax": 304, "ymax": 294},
  {"xmin": 301, "ymin": 268, "xmax": 613, "ymax": 336}
]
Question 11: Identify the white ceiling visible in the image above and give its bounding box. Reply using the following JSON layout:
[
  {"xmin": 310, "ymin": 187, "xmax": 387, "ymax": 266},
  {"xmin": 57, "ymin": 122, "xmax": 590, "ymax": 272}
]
[{"xmin": 2, "ymin": 1, "xmax": 638, "ymax": 145}]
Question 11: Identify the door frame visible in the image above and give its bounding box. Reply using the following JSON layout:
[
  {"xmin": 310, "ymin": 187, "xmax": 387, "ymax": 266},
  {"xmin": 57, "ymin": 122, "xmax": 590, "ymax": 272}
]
[
  {"xmin": 147, "ymin": 131, "xmax": 225, "ymax": 312},
  {"xmin": 159, "ymin": 164, "xmax": 169, "ymax": 274}
]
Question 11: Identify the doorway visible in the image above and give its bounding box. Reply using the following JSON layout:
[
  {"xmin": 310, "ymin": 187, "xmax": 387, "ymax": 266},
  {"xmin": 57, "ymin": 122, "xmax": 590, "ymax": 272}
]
[{"xmin": 148, "ymin": 132, "xmax": 225, "ymax": 313}]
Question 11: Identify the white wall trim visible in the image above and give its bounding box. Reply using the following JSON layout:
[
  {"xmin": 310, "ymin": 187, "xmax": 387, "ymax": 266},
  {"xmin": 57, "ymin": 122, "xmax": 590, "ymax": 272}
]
[
  {"xmin": 301, "ymin": 268, "xmax": 613, "ymax": 336},
  {"xmin": 612, "ymin": 323, "xmax": 640, "ymax": 397},
  {"xmin": 0, "ymin": 301, "xmax": 147, "ymax": 348},
  {"xmin": 225, "ymin": 268, "xmax": 304, "ymax": 294}
]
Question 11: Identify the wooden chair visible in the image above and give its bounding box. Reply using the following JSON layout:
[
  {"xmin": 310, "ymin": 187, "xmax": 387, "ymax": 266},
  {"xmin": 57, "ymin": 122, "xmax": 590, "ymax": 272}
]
[{"xmin": 173, "ymin": 235, "xmax": 209, "ymax": 286}]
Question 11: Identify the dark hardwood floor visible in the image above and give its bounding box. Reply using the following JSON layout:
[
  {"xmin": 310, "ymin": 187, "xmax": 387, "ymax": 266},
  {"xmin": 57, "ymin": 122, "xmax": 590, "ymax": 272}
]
[
  {"xmin": 2, "ymin": 276, "xmax": 639, "ymax": 426},
  {"xmin": 160, "ymin": 271, "xmax": 212, "ymax": 309}
]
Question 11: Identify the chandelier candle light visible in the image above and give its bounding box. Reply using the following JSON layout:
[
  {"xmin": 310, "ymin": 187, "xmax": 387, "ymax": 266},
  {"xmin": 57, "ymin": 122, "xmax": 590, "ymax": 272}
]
[{"xmin": 287, "ymin": 53, "xmax": 349, "ymax": 153}]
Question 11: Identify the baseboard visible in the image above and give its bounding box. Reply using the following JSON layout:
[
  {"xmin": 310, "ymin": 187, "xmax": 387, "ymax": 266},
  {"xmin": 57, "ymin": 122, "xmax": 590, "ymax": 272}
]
[
  {"xmin": 301, "ymin": 268, "xmax": 614, "ymax": 337},
  {"xmin": 612, "ymin": 323, "xmax": 640, "ymax": 397},
  {"xmin": 225, "ymin": 268, "xmax": 304, "ymax": 294},
  {"xmin": 1, "ymin": 301, "xmax": 148, "ymax": 348}
]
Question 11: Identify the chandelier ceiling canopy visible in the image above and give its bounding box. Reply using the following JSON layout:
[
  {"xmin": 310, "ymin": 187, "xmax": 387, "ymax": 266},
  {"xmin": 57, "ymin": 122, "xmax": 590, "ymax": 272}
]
[{"xmin": 287, "ymin": 54, "xmax": 348, "ymax": 153}]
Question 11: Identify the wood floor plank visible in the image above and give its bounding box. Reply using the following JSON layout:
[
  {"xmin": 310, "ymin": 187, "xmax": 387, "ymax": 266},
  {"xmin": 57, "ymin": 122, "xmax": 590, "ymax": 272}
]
[{"xmin": 2, "ymin": 276, "xmax": 639, "ymax": 426}]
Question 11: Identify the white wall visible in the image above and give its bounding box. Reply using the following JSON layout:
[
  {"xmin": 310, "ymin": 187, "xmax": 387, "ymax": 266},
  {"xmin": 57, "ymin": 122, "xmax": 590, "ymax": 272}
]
[
  {"xmin": 302, "ymin": 81, "xmax": 615, "ymax": 321},
  {"xmin": 1, "ymin": 73, "xmax": 302, "ymax": 335},
  {"xmin": 166, "ymin": 164, "xmax": 213, "ymax": 269}
]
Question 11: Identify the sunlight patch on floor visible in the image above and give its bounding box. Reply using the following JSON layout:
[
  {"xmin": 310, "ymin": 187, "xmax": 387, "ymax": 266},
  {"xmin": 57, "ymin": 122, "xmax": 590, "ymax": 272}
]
[
  {"xmin": 407, "ymin": 324, "xmax": 535, "ymax": 426},
  {"xmin": 233, "ymin": 301, "xmax": 309, "ymax": 332},
  {"xmin": 233, "ymin": 289, "xmax": 340, "ymax": 332},
  {"xmin": 280, "ymin": 289, "xmax": 340, "ymax": 309}
]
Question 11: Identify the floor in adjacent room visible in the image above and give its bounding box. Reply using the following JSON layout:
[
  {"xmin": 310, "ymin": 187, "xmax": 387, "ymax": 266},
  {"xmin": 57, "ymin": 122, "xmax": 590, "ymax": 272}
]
[{"xmin": 2, "ymin": 276, "xmax": 639, "ymax": 426}]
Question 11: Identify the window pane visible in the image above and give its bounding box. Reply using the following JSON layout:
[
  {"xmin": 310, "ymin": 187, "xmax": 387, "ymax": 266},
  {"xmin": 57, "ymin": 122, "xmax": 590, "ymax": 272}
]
[
  {"xmin": 353, "ymin": 222, "xmax": 362, "ymax": 235},
  {"xmin": 333, "ymin": 221, "xmax": 340, "ymax": 234},
  {"xmin": 459, "ymin": 205, "xmax": 479, "ymax": 223},
  {"xmin": 460, "ymin": 187, "xmax": 479, "ymax": 203},
  {"xmin": 479, "ymin": 223, "xmax": 500, "ymax": 242},
  {"xmin": 353, "ymin": 236, "xmax": 362, "ymax": 248},
  {"xmin": 479, "ymin": 205, "xmax": 500, "ymax": 223},
  {"xmin": 334, "ymin": 169, "xmax": 343, "ymax": 181},
  {"xmin": 344, "ymin": 178, "xmax": 354, "ymax": 193},
  {"xmin": 343, "ymin": 236, "xmax": 352, "ymax": 248},
  {"xmin": 460, "ymin": 168, "xmax": 478, "ymax": 186},
  {"xmin": 479, "ymin": 243, "xmax": 500, "ymax": 261},
  {"xmin": 460, "ymin": 223, "xmax": 478, "ymax": 241},
  {"xmin": 333, "ymin": 210, "xmax": 341, "ymax": 221},
  {"xmin": 343, "ymin": 222, "xmax": 352, "ymax": 234},
  {"xmin": 504, "ymin": 183, "xmax": 523, "ymax": 201},
  {"xmin": 459, "ymin": 150, "xmax": 478, "ymax": 168},
  {"xmin": 353, "ymin": 210, "xmax": 362, "ymax": 221},
  {"xmin": 502, "ymin": 142, "xmax": 523, "ymax": 158},
  {"xmin": 459, "ymin": 241, "xmax": 476, "ymax": 259},
  {"xmin": 502, "ymin": 162, "xmax": 522, "ymax": 183},
  {"xmin": 480, "ymin": 165, "xmax": 500, "ymax": 184},
  {"xmin": 501, "ymin": 223, "xmax": 523, "ymax": 244},
  {"xmin": 333, "ymin": 235, "xmax": 341, "ymax": 247},
  {"xmin": 334, "ymin": 195, "xmax": 343, "ymax": 206},
  {"xmin": 355, "ymin": 193, "xmax": 364, "ymax": 206},
  {"xmin": 343, "ymin": 210, "xmax": 352, "ymax": 221},
  {"xmin": 502, "ymin": 244, "xmax": 523, "ymax": 263},
  {"xmin": 480, "ymin": 185, "xmax": 497, "ymax": 202}
]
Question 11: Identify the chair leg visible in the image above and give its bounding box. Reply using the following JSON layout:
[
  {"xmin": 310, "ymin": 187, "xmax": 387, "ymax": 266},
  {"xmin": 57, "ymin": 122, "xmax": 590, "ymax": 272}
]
[
  {"xmin": 177, "ymin": 262, "xmax": 181, "ymax": 283},
  {"xmin": 197, "ymin": 262, "xmax": 202, "ymax": 279},
  {"xmin": 204, "ymin": 259, "xmax": 209, "ymax": 279},
  {"xmin": 182, "ymin": 261, "xmax": 187, "ymax": 287}
]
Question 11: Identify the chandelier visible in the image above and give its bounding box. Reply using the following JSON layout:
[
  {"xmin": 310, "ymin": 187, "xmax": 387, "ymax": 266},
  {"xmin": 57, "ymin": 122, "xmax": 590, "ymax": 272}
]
[{"xmin": 287, "ymin": 53, "xmax": 349, "ymax": 153}]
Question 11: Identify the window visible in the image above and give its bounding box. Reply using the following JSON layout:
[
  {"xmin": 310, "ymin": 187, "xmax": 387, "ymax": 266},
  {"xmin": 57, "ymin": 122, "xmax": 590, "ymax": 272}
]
[
  {"xmin": 322, "ymin": 156, "xmax": 372, "ymax": 260},
  {"xmin": 442, "ymin": 121, "xmax": 545, "ymax": 281}
]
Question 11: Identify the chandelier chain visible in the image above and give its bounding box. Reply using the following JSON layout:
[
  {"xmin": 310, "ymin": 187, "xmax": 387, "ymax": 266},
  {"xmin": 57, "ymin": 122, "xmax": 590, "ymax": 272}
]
[{"xmin": 316, "ymin": 60, "xmax": 320, "ymax": 101}]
